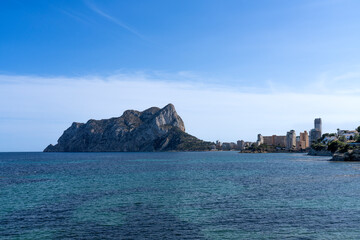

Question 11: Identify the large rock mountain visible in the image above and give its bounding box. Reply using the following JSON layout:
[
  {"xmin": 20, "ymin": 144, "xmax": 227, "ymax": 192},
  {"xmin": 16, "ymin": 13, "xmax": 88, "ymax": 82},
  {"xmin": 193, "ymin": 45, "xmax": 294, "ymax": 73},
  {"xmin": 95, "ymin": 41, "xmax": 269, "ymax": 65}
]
[{"xmin": 44, "ymin": 104, "xmax": 213, "ymax": 152}]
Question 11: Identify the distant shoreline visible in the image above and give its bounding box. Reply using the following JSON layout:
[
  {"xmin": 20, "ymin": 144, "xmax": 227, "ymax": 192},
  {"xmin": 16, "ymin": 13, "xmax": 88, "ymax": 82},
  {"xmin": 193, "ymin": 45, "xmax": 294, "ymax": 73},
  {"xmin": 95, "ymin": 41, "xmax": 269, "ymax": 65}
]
[{"xmin": 239, "ymin": 149, "xmax": 309, "ymax": 154}]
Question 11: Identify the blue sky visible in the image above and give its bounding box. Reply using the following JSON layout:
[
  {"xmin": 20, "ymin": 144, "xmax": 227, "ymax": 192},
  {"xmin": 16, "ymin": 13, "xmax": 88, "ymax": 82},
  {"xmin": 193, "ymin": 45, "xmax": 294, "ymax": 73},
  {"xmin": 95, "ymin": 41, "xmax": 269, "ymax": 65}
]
[{"xmin": 1, "ymin": 0, "xmax": 360, "ymax": 151}]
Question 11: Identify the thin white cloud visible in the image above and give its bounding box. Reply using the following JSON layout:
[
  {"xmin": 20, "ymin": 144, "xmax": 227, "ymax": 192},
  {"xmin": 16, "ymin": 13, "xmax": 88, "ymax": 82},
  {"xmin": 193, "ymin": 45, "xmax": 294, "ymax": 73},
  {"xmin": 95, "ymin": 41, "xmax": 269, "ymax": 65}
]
[
  {"xmin": 308, "ymin": 70, "xmax": 360, "ymax": 94},
  {"xmin": 1, "ymin": 72, "xmax": 360, "ymax": 151},
  {"xmin": 84, "ymin": 0, "xmax": 144, "ymax": 39}
]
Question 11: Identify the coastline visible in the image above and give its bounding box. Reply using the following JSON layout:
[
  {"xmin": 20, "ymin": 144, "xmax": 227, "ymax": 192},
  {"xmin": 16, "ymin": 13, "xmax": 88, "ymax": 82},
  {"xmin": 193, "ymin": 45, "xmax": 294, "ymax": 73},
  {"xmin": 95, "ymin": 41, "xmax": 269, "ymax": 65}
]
[
  {"xmin": 307, "ymin": 148, "xmax": 332, "ymax": 156},
  {"xmin": 239, "ymin": 149, "xmax": 309, "ymax": 154}
]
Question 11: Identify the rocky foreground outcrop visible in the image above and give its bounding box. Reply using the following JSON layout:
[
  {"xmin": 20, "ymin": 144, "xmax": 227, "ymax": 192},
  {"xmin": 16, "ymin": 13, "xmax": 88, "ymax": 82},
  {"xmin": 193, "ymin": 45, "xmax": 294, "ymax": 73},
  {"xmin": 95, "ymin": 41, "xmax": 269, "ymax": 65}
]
[
  {"xmin": 331, "ymin": 149, "xmax": 360, "ymax": 161},
  {"xmin": 44, "ymin": 104, "xmax": 213, "ymax": 152},
  {"xmin": 308, "ymin": 148, "xmax": 332, "ymax": 156}
]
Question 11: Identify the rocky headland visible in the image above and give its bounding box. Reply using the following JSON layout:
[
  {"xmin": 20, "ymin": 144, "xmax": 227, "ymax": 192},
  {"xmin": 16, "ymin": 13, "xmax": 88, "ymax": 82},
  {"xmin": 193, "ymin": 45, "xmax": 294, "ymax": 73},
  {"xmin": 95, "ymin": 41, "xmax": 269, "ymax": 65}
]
[{"xmin": 44, "ymin": 104, "xmax": 213, "ymax": 152}]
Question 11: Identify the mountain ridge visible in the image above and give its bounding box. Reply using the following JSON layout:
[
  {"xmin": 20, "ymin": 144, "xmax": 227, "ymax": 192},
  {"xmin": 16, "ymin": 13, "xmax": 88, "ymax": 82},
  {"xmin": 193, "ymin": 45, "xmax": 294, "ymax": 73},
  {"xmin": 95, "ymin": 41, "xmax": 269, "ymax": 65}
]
[{"xmin": 44, "ymin": 104, "xmax": 213, "ymax": 152}]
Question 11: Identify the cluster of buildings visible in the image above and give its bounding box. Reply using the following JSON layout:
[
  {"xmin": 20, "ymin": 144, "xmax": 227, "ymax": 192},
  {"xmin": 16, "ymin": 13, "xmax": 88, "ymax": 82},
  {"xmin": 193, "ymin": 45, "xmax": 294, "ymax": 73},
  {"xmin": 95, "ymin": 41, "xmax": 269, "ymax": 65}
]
[
  {"xmin": 248, "ymin": 118, "xmax": 323, "ymax": 151},
  {"xmin": 255, "ymin": 129, "xmax": 309, "ymax": 151},
  {"xmin": 214, "ymin": 118, "xmax": 359, "ymax": 151},
  {"xmin": 215, "ymin": 118, "xmax": 323, "ymax": 151},
  {"xmin": 336, "ymin": 129, "xmax": 359, "ymax": 141},
  {"xmin": 322, "ymin": 129, "xmax": 359, "ymax": 144}
]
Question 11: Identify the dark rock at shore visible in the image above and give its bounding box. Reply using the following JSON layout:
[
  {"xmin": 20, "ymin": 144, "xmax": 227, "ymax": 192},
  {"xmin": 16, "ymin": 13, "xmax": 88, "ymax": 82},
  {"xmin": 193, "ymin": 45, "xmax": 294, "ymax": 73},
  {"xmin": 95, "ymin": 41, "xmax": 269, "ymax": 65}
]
[
  {"xmin": 331, "ymin": 149, "xmax": 360, "ymax": 161},
  {"xmin": 308, "ymin": 148, "xmax": 332, "ymax": 156},
  {"xmin": 44, "ymin": 104, "xmax": 213, "ymax": 152}
]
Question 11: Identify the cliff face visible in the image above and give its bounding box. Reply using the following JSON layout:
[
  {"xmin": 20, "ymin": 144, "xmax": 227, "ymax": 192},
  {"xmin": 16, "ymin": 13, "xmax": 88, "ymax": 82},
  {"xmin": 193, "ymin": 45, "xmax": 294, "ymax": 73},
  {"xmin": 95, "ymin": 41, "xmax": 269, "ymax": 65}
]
[{"xmin": 44, "ymin": 104, "xmax": 212, "ymax": 152}]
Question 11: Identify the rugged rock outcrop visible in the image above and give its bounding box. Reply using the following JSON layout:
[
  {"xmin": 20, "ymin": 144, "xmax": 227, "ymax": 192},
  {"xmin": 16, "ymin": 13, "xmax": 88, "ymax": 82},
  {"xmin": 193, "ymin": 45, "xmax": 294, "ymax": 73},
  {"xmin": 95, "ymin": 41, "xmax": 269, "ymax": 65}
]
[
  {"xmin": 331, "ymin": 149, "xmax": 360, "ymax": 161},
  {"xmin": 308, "ymin": 148, "xmax": 332, "ymax": 156},
  {"xmin": 44, "ymin": 104, "xmax": 213, "ymax": 152}
]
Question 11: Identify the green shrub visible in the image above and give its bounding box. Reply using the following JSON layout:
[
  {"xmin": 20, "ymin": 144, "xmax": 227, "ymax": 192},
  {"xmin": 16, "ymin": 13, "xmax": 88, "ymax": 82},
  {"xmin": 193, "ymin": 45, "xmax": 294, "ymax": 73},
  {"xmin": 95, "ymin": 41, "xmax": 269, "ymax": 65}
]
[
  {"xmin": 311, "ymin": 143, "xmax": 327, "ymax": 151},
  {"xmin": 328, "ymin": 140, "xmax": 347, "ymax": 153}
]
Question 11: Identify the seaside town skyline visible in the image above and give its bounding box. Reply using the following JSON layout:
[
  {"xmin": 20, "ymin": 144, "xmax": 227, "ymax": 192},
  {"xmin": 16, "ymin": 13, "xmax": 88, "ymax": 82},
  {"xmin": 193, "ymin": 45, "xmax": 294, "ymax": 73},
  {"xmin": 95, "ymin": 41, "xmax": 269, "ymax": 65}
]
[{"xmin": 216, "ymin": 118, "xmax": 360, "ymax": 151}]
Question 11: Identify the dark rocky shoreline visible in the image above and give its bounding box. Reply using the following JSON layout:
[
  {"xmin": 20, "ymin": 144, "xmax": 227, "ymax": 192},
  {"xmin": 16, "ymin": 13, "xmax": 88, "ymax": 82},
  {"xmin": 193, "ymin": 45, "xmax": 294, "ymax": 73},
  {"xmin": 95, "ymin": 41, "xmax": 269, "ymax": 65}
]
[
  {"xmin": 331, "ymin": 149, "xmax": 360, "ymax": 161},
  {"xmin": 240, "ymin": 149, "xmax": 309, "ymax": 154},
  {"xmin": 307, "ymin": 148, "xmax": 332, "ymax": 156},
  {"xmin": 240, "ymin": 147, "xmax": 360, "ymax": 162},
  {"xmin": 308, "ymin": 148, "xmax": 360, "ymax": 161}
]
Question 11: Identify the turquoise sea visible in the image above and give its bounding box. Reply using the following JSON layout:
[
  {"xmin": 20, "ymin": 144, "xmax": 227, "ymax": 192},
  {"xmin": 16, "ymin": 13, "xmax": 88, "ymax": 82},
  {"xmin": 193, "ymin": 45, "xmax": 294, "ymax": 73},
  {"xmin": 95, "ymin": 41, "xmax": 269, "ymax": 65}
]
[{"xmin": 1, "ymin": 152, "xmax": 360, "ymax": 239}]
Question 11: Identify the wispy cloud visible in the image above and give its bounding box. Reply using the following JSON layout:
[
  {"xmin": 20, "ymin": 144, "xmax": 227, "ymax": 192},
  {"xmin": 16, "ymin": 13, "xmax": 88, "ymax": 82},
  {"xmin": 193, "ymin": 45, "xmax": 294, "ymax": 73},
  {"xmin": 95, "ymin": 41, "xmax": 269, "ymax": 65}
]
[
  {"xmin": 308, "ymin": 70, "xmax": 360, "ymax": 94},
  {"xmin": 58, "ymin": 8, "xmax": 97, "ymax": 26},
  {"xmin": 84, "ymin": 0, "xmax": 144, "ymax": 39}
]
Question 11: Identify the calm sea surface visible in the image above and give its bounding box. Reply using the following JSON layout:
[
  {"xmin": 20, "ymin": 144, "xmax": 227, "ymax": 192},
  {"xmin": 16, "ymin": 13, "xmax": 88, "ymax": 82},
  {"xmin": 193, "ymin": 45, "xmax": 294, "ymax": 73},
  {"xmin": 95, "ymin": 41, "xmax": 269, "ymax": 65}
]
[{"xmin": 1, "ymin": 152, "xmax": 360, "ymax": 239}]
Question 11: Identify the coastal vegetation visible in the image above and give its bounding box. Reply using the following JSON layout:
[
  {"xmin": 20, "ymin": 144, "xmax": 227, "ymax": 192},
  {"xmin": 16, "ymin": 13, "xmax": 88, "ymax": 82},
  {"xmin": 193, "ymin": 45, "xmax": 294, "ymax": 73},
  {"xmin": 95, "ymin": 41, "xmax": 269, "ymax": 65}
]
[
  {"xmin": 241, "ymin": 143, "xmax": 306, "ymax": 153},
  {"xmin": 241, "ymin": 143, "xmax": 277, "ymax": 153},
  {"xmin": 310, "ymin": 125, "xmax": 360, "ymax": 161},
  {"xmin": 327, "ymin": 140, "xmax": 349, "ymax": 153}
]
